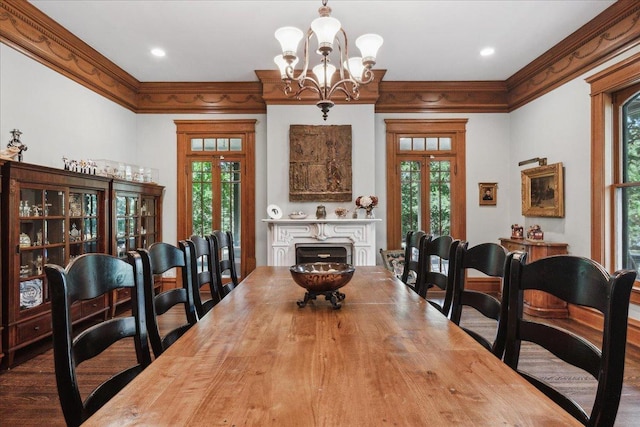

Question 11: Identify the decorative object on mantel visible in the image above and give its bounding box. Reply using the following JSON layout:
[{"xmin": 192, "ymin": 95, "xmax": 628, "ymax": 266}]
[
  {"xmin": 289, "ymin": 211, "xmax": 307, "ymax": 219},
  {"xmin": 289, "ymin": 125, "xmax": 352, "ymax": 202},
  {"xmin": 521, "ymin": 162, "xmax": 564, "ymax": 217},
  {"xmin": 273, "ymin": 0, "xmax": 383, "ymax": 120},
  {"xmin": 316, "ymin": 205, "xmax": 327, "ymax": 219},
  {"xmin": 267, "ymin": 204, "xmax": 283, "ymax": 219},
  {"xmin": 334, "ymin": 207, "xmax": 348, "ymax": 218},
  {"xmin": 1, "ymin": 129, "xmax": 27, "ymax": 161},
  {"xmin": 511, "ymin": 224, "xmax": 524, "ymax": 239},
  {"xmin": 355, "ymin": 195, "xmax": 378, "ymax": 218},
  {"xmin": 527, "ymin": 224, "xmax": 544, "ymax": 240}
]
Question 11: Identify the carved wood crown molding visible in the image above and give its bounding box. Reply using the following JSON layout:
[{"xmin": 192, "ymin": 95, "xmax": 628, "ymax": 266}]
[{"xmin": 2, "ymin": 0, "xmax": 639, "ymax": 114}]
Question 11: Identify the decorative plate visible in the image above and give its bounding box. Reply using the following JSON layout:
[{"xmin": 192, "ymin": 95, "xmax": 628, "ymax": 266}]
[
  {"xmin": 267, "ymin": 204, "xmax": 283, "ymax": 219},
  {"xmin": 20, "ymin": 279, "xmax": 43, "ymax": 309}
]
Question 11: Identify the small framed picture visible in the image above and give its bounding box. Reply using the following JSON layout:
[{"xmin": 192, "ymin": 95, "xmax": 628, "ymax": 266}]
[{"xmin": 479, "ymin": 182, "xmax": 497, "ymax": 206}]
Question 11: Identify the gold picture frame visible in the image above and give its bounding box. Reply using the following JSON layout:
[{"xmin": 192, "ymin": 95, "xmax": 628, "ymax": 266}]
[
  {"xmin": 521, "ymin": 162, "xmax": 564, "ymax": 217},
  {"xmin": 479, "ymin": 182, "xmax": 497, "ymax": 206}
]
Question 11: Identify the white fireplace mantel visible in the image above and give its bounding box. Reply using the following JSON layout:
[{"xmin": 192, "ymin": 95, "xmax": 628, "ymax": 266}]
[{"xmin": 263, "ymin": 218, "xmax": 381, "ymax": 266}]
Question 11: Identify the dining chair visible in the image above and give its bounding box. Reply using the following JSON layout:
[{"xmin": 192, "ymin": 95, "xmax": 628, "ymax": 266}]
[
  {"xmin": 400, "ymin": 230, "xmax": 429, "ymax": 291},
  {"xmin": 504, "ymin": 253, "xmax": 637, "ymax": 427},
  {"xmin": 45, "ymin": 252, "xmax": 152, "ymax": 427},
  {"xmin": 188, "ymin": 234, "xmax": 223, "ymax": 317},
  {"xmin": 211, "ymin": 230, "xmax": 239, "ymax": 297},
  {"xmin": 379, "ymin": 248, "xmax": 405, "ymax": 279},
  {"xmin": 417, "ymin": 235, "xmax": 460, "ymax": 317},
  {"xmin": 138, "ymin": 241, "xmax": 198, "ymax": 358},
  {"xmin": 449, "ymin": 242, "xmax": 514, "ymax": 358}
]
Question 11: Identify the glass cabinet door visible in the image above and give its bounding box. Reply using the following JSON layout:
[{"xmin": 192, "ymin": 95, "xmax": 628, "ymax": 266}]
[
  {"xmin": 18, "ymin": 188, "xmax": 65, "ymax": 311},
  {"xmin": 115, "ymin": 194, "xmax": 140, "ymax": 257}
]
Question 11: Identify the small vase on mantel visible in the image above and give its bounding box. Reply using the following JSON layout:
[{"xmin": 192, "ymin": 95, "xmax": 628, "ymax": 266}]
[{"xmin": 366, "ymin": 208, "xmax": 375, "ymax": 219}]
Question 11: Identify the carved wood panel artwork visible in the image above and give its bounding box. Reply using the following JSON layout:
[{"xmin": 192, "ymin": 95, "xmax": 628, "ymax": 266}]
[{"xmin": 289, "ymin": 125, "xmax": 352, "ymax": 202}]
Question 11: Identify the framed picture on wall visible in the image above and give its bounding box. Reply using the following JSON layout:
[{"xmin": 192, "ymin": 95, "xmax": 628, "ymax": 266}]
[
  {"xmin": 479, "ymin": 182, "xmax": 497, "ymax": 206},
  {"xmin": 521, "ymin": 162, "xmax": 564, "ymax": 217}
]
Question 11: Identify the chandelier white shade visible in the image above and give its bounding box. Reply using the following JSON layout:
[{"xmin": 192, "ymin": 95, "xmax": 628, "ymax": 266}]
[{"xmin": 274, "ymin": 0, "xmax": 383, "ymax": 120}]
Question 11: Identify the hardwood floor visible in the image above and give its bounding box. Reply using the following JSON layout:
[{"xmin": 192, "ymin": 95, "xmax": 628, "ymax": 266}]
[{"xmin": 1, "ymin": 306, "xmax": 640, "ymax": 426}]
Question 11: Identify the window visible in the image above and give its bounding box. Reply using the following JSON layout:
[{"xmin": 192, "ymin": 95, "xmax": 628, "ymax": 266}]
[
  {"xmin": 385, "ymin": 119, "xmax": 467, "ymax": 249},
  {"xmin": 176, "ymin": 120, "xmax": 257, "ymax": 279},
  {"xmin": 614, "ymin": 84, "xmax": 640, "ymax": 272}
]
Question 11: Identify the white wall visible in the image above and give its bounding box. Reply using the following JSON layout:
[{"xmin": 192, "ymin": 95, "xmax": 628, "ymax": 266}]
[
  {"xmin": 4, "ymin": 39, "xmax": 640, "ymax": 267},
  {"xmin": 134, "ymin": 114, "xmax": 267, "ymax": 261},
  {"xmin": 508, "ymin": 44, "xmax": 640, "ymax": 259},
  {"xmin": 509, "ymin": 81, "xmax": 591, "ymax": 256},
  {"xmin": 265, "ymin": 104, "xmax": 377, "ymax": 237},
  {"xmin": 0, "ymin": 45, "xmax": 136, "ymax": 166},
  {"xmin": 375, "ymin": 113, "xmax": 511, "ymax": 249}
]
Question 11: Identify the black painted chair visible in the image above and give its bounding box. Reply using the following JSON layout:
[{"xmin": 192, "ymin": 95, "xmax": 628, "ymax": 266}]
[
  {"xmin": 400, "ymin": 230, "xmax": 430, "ymax": 291},
  {"xmin": 449, "ymin": 242, "xmax": 513, "ymax": 358},
  {"xmin": 504, "ymin": 253, "xmax": 636, "ymax": 427},
  {"xmin": 211, "ymin": 230, "xmax": 239, "ymax": 297},
  {"xmin": 380, "ymin": 248, "xmax": 405, "ymax": 279},
  {"xmin": 138, "ymin": 241, "xmax": 198, "ymax": 358},
  {"xmin": 189, "ymin": 234, "xmax": 223, "ymax": 317},
  {"xmin": 417, "ymin": 235, "xmax": 460, "ymax": 317},
  {"xmin": 45, "ymin": 253, "xmax": 151, "ymax": 427}
]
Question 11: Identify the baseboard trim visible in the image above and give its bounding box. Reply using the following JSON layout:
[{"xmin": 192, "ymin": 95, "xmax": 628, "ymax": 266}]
[{"xmin": 569, "ymin": 304, "xmax": 640, "ymax": 349}]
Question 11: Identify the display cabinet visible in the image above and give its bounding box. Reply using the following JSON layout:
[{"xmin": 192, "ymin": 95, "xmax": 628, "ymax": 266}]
[
  {"xmin": 1, "ymin": 162, "xmax": 111, "ymax": 368},
  {"xmin": 109, "ymin": 179, "xmax": 164, "ymax": 317},
  {"xmin": 500, "ymin": 237, "xmax": 569, "ymax": 318}
]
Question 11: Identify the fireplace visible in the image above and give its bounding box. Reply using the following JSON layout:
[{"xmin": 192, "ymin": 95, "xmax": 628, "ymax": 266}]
[
  {"xmin": 295, "ymin": 244, "xmax": 351, "ymax": 264},
  {"xmin": 263, "ymin": 218, "xmax": 380, "ymax": 266}
]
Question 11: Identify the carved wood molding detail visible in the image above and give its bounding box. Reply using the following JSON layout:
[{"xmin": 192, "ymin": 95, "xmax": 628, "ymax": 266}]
[
  {"xmin": 0, "ymin": 0, "xmax": 139, "ymax": 110},
  {"xmin": 376, "ymin": 81, "xmax": 509, "ymax": 113},
  {"xmin": 2, "ymin": 0, "xmax": 639, "ymax": 114},
  {"xmin": 506, "ymin": 1, "xmax": 640, "ymax": 110},
  {"xmin": 255, "ymin": 70, "xmax": 385, "ymax": 105},
  {"xmin": 137, "ymin": 82, "xmax": 265, "ymax": 113}
]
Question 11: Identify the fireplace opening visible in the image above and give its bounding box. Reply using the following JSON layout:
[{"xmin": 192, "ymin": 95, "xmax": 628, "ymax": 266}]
[{"xmin": 295, "ymin": 244, "xmax": 352, "ymax": 265}]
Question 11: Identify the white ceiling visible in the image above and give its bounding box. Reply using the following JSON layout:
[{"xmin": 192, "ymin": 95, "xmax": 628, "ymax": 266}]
[{"xmin": 29, "ymin": 0, "xmax": 616, "ymax": 83}]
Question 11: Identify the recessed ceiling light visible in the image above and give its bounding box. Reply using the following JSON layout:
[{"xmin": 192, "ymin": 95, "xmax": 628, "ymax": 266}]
[
  {"xmin": 151, "ymin": 48, "xmax": 166, "ymax": 57},
  {"xmin": 480, "ymin": 47, "xmax": 495, "ymax": 57}
]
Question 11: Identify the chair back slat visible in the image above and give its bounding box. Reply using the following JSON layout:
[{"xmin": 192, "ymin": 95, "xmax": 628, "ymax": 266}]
[
  {"xmin": 419, "ymin": 235, "xmax": 460, "ymax": 317},
  {"xmin": 401, "ymin": 230, "xmax": 430, "ymax": 289},
  {"xmin": 188, "ymin": 234, "xmax": 223, "ymax": 316},
  {"xmin": 45, "ymin": 252, "xmax": 151, "ymax": 427},
  {"xmin": 504, "ymin": 253, "xmax": 636, "ymax": 427},
  {"xmin": 138, "ymin": 241, "xmax": 198, "ymax": 358},
  {"xmin": 211, "ymin": 230, "xmax": 239, "ymax": 297},
  {"xmin": 450, "ymin": 242, "xmax": 512, "ymax": 357}
]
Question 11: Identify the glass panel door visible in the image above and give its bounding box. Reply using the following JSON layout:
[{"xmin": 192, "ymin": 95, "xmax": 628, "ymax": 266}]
[
  {"xmin": 189, "ymin": 157, "xmax": 243, "ymax": 279},
  {"xmin": 399, "ymin": 158, "xmax": 451, "ymax": 243}
]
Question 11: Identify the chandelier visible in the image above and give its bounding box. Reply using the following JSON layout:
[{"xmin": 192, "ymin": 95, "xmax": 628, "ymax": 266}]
[{"xmin": 274, "ymin": 0, "xmax": 383, "ymax": 120}]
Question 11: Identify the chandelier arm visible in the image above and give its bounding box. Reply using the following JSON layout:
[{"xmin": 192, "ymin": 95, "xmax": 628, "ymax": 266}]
[
  {"xmin": 336, "ymin": 28, "xmax": 350, "ymax": 81},
  {"xmin": 287, "ymin": 76, "xmax": 322, "ymax": 100},
  {"xmin": 359, "ymin": 68, "xmax": 375, "ymax": 85},
  {"xmin": 274, "ymin": 0, "xmax": 381, "ymax": 119},
  {"xmin": 327, "ymin": 79, "xmax": 361, "ymax": 101}
]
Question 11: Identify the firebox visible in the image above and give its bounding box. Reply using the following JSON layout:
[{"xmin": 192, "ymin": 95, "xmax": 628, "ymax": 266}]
[{"xmin": 295, "ymin": 244, "xmax": 352, "ymax": 264}]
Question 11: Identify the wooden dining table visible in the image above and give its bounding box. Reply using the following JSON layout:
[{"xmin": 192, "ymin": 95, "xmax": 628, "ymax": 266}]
[{"xmin": 85, "ymin": 266, "xmax": 581, "ymax": 426}]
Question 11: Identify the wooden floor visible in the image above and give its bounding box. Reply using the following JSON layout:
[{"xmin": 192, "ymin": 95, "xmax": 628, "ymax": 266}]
[{"xmin": 2, "ymin": 305, "xmax": 640, "ymax": 426}]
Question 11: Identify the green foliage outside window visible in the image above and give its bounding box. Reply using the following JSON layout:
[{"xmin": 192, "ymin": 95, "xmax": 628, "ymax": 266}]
[
  {"xmin": 623, "ymin": 94, "xmax": 640, "ymax": 270},
  {"xmin": 399, "ymin": 160, "xmax": 451, "ymax": 245}
]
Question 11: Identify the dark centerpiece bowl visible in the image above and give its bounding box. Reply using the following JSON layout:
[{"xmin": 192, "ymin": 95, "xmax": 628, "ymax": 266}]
[{"xmin": 289, "ymin": 262, "xmax": 355, "ymax": 309}]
